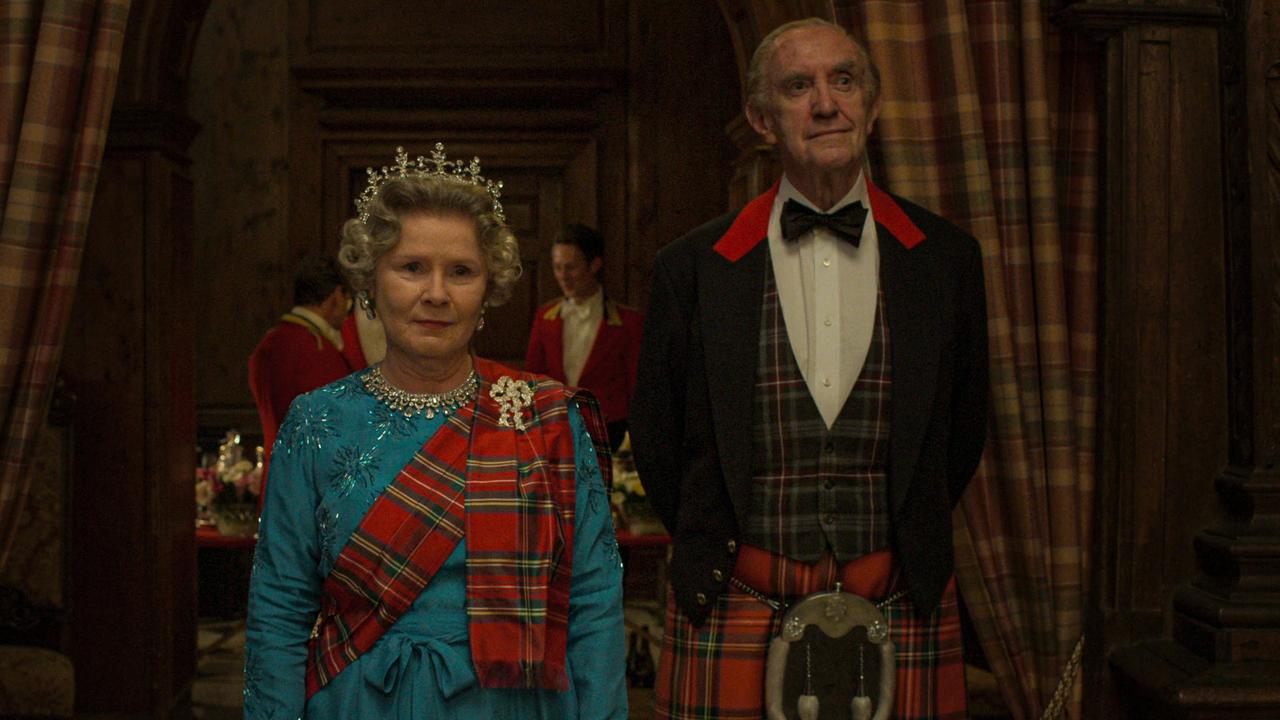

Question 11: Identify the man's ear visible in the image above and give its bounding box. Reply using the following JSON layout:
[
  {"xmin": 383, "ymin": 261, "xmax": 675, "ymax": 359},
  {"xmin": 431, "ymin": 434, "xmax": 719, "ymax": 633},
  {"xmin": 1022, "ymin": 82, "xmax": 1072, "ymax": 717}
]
[
  {"xmin": 325, "ymin": 286, "xmax": 350, "ymax": 318},
  {"xmin": 326, "ymin": 285, "xmax": 347, "ymax": 308},
  {"xmin": 589, "ymin": 256, "xmax": 604, "ymax": 277},
  {"xmin": 745, "ymin": 103, "xmax": 777, "ymax": 145},
  {"xmin": 865, "ymin": 95, "xmax": 882, "ymax": 136}
]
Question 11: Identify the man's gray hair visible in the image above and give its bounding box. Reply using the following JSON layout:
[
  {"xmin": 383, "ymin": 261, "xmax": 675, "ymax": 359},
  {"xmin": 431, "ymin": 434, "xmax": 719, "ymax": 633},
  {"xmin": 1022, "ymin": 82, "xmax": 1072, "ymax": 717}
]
[{"xmin": 744, "ymin": 17, "xmax": 881, "ymax": 113}]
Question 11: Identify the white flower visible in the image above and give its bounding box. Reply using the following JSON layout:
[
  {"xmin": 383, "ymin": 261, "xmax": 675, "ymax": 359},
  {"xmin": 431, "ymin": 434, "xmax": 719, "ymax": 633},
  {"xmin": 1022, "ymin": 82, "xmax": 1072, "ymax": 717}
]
[
  {"xmin": 195, "ymin": 479, "xmax": 213, "ymax": 507},
  {"xmin": 223, "ymin": 459, "xmax": 255, "ymax": 487}
]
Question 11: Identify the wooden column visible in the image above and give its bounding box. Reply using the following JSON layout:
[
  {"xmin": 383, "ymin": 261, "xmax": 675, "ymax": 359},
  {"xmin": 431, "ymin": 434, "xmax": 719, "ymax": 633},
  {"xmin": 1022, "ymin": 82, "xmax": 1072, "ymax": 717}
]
[
  {"xmin": 1060, "ymin": 2, "xmax": 1280, "ymax": 717},
  {"xmin": 60, "ymin": 105, "xmax": 199, "ymax": 718}
]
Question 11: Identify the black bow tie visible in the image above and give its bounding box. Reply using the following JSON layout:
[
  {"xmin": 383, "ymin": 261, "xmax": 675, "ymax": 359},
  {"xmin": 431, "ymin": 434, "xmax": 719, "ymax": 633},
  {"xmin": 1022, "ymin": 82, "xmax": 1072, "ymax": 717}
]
[{"xmin": 780, "ymin": 199, "xmax": 867, "ymax": 246}]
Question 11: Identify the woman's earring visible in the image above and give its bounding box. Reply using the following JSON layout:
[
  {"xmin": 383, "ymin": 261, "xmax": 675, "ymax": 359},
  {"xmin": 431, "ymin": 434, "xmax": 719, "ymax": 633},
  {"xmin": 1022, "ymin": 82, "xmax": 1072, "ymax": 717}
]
[
  {"xmin": 357, "ymin": 291, "xmax": 376, "ymax": 320},
  {"xmin": 476, "ymin": 308, "xmax": 486, "ymax": 332}
]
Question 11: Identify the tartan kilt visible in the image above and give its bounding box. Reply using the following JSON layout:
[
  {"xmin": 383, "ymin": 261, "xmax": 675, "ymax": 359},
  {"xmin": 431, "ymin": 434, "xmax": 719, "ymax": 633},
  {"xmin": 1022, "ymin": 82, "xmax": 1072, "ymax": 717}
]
[{"xmin": 655, "ymin": 546, "xmax": 966, "ymax": 719}]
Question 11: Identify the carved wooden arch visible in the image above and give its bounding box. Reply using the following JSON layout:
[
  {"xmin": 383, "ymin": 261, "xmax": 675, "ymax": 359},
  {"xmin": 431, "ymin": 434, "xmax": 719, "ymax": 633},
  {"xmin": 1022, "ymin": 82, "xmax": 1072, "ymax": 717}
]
[
  {"xmin": 114, "ymin": 0, "xmax": 211, "ymax": 110},
  {"xmin": 716, "ymin": 0, "xmax": 837, "ymax": 93}
]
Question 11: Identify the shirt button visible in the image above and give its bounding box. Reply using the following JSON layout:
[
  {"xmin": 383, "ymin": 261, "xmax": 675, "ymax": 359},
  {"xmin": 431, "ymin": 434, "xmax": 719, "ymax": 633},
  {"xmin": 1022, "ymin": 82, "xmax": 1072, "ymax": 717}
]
[
  {"xmin": 822, "ymin": 257, "xmax": 832, "ymax": 267},
  {"xmin": 726, "ymin": 539, "xmax": 737, "ymax": 554},
  {"xmin": 695, "ymin": 592, "xmax": 708, "ymax": 606},
  {"xmin": 823, "ymin": 378, "xmax": 831, "ymax": 387},
  {"xmin": 712, "ymin": 569, "xmax": 724, "ymax": 582},
  {"xmin": 824, "ymin": 318, "xmax": 832, "ymax": 327}
]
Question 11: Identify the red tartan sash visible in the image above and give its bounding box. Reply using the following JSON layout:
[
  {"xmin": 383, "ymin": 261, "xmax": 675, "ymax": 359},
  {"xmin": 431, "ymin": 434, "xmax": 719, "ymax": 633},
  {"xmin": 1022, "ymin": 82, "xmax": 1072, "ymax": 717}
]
[{"xmin": 304, "ymin": 358, "xmax": 611, "ymax": 697}]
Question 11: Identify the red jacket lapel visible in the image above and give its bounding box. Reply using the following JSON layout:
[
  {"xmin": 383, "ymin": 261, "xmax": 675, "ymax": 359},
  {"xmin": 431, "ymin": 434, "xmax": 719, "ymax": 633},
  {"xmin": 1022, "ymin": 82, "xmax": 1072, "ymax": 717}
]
[
  {"xmin": 711, "ymin": 177, "xmax": 925, "ymax": 262},
  {"xmin": 540, "ymin": 302, "xmax": 567, "ymax": 379},
  {"xmin": 713, "ymin": 181, "xmax": 779, "ymax": 261}
]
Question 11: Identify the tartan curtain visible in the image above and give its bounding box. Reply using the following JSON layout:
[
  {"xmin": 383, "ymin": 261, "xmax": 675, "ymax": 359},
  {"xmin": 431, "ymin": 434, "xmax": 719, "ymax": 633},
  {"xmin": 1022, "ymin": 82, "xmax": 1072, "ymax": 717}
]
[
  {"xmin": 0, "ymin": 0, "xmax": 130, "ymax": 567},
  {"xmin": 840, "ymin": 2, "xmax": 1100, "ymax": 718}
]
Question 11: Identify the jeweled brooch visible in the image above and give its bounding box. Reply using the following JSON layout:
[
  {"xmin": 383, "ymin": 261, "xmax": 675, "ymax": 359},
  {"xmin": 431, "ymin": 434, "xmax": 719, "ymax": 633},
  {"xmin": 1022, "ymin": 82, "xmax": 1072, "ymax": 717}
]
[{"xmin": 490, "ymin": 376, "xmax": 534, "ymax": 431}]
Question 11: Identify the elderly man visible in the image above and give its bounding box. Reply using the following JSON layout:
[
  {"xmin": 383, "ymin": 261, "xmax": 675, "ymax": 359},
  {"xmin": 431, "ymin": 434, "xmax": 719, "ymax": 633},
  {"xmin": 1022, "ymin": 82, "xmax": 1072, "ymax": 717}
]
[{"xmin": 631, "ymin": 18, "xmax": 988, "ymax": 719}]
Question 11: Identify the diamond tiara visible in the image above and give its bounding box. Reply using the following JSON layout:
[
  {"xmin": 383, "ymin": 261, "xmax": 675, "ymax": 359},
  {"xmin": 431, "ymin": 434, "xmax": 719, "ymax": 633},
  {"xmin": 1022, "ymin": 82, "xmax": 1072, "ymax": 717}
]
[{"xmin": 355, "ymin": 144, "xmax": 506, "ymax": 225}]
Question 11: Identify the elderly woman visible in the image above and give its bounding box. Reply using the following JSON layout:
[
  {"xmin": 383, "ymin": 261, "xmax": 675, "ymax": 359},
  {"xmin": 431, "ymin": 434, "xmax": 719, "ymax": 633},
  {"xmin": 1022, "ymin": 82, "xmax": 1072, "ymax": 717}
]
[{"xmin": 243, "ymin": 146, "xmax": 627, "ymax": 719}]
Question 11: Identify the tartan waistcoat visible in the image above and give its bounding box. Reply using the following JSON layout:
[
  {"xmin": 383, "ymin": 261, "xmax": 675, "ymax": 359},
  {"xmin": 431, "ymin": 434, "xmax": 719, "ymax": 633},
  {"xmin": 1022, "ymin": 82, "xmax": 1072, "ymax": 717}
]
[{"xmin": 742, "ymin": 261, "xmax": 892, "ymax": 564}]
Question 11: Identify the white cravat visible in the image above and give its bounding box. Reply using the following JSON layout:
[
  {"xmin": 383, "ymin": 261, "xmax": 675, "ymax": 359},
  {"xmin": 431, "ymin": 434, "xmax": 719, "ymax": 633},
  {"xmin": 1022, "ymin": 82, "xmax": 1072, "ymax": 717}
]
[
  {"xmin": 291, "ymin": 306, "xmax": 344, "ymax": 351},
  {"xmin": 561, "ymin": 289, "xmax": 603, "ymax": 386},
  {"xmin": 765, "ymin": 174, "xmax": 879, "ymax": 429}
]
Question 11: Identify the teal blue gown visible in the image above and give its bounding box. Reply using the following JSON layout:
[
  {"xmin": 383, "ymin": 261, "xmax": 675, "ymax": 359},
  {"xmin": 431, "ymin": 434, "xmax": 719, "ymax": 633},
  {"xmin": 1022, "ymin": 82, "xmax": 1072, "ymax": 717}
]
[{"xmin": 243, "ymin": 369, "xmax": 627, "ymax": 719}]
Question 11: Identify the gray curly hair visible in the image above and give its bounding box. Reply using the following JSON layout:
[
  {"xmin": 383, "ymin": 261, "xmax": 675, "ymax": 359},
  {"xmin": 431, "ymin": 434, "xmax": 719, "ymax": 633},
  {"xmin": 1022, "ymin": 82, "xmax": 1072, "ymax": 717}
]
[{"xmin": 338, "ymin": 175, "xmax": 522, "ymax": 306}]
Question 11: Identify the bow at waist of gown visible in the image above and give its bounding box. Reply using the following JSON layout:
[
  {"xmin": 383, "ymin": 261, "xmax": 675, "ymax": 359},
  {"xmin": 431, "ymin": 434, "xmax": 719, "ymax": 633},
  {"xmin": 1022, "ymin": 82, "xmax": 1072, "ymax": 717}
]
[{"xmin": 362, "ymin": 621, "xmax": 475, "ymax": 701}]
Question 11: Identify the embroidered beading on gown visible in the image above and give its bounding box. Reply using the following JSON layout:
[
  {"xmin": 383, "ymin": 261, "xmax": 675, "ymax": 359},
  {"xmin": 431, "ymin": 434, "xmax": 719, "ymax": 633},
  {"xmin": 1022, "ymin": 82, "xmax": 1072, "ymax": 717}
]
[{"xmin": 244, "ymin": 370, "xmax": 626, "ymax": 719}]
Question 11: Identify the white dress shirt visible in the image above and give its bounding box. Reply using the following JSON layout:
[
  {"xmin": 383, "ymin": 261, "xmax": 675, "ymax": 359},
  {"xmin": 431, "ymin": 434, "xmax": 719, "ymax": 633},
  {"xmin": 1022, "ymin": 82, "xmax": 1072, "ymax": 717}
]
[
  {"xmin": 560, "ymin": 288, "xmax": 603, "ymax": 386},
  {"xmin": 766, "ymin": 174, "xmax": 879, "ymax": 429},
  {"xmin": 290, "ymin": 306, "xmax": 344, "ymax": 351}
]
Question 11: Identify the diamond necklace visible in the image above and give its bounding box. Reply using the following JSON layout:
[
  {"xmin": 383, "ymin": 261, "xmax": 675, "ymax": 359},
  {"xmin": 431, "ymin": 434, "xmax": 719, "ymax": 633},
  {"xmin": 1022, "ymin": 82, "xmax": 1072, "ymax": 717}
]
[{"xmin": 363, "ymin": 365, "xmax": 479, "ymax": 419}]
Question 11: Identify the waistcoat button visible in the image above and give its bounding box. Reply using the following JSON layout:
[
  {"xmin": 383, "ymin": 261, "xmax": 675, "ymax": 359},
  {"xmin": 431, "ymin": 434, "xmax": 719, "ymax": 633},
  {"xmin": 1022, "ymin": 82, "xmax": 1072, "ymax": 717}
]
[
  {"xmin": 695, "ymin": 592, "xmax": 708, "ymax": 606},
  {"xmin": 712, "ymin": 569, "xmax": 724, "ymax": 582}
]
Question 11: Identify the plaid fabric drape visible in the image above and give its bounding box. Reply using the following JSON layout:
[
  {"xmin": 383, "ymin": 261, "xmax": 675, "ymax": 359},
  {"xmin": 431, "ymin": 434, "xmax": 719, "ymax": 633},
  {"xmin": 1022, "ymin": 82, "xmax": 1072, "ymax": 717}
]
[
  {"xmin": 840, "ymin": 2, "xmax": 1100, "ymax": 718},
  {"xmin": 0, "ymin": 0, "xmax": 129, "ymax": 567}
]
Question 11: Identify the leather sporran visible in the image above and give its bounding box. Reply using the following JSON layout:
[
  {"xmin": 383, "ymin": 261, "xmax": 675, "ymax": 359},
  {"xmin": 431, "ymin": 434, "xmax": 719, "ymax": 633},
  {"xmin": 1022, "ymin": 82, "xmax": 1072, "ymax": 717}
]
[{"xmin": 764, "ymin": 586, "xmax": 895, "ymax": 720}]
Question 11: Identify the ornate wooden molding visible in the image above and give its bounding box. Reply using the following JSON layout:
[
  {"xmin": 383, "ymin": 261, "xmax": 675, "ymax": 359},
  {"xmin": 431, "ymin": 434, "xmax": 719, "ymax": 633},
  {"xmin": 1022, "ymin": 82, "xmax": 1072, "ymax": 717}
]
[
  {"xmin": 315, "ymin": 107, "xmax": 600, "ymax": 133},
  {"xmin": 115, "ymin": 0, "xmax": 212, "ymax": 108},
  {"xmin": 293, "ymin": 66, "xmax": 624, "ymax": 108},
  {"xmin": 1056, "ymin": 2, "xmax": 1226, "ymax": 33}
]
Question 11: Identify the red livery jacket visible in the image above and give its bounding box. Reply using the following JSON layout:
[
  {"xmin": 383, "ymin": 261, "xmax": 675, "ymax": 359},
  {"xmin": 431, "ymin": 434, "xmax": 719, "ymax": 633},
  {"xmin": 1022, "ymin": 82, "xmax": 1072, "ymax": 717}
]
[
  {"xmin": 524, "ymin": 296, "xmax": 643, "ymax": 426},
  {"xmin": 248, "ymin": 313, "xmax": 355, "ymax": 491}
]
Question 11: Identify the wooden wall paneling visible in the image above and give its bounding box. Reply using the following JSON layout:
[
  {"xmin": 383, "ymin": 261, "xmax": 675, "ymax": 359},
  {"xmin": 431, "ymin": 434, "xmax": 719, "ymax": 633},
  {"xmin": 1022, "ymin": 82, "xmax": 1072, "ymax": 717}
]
[
  {"xmin": 189, "ymin": 0, "xmax": 292, "ymax": 442},
  {"xmin": 65, "ymin": 154, "xmax": 151, "ymax": 713},
  {"xmin": 295, "ymin": 0, "xmax": 624, "ymax": 72},
  {"xmin": 163, "ymin": 171, "xmax": 199, "ymax": 708},
  {"xmin": 1104, "ymin": 18, "xmax": 1233, "ymax": 719},
  {"xmin": 289, "ymin": 0, "xmax": 627, "ymax": 108},
  {"xmin": 57, "ymin": 1, "xmax": 207, "ymax": 715},
  {"xmin": 625, "ymin": 0, "xmax": 740, "ymax": 310},
  {"xmin": 1095, "ymin": 18, "xmax": 1229, "ymax": 659},
  {"xmin": 592, "ymin": 90, "xmax": 630, "ymax": 304},
  {"xmin": 562, "ymin": 135, "xmax": 600, "ymax": 237},
  {"xmin": 1087, "ymin": 22, "xmax": 1128, "ymax": 711},
  {"xmin": 63, "ymin": 139, "xmax": 198, "ymax": 717},
  {"xmin": 1128, "ymin": 26, "xmax": 1174, "ymax": 616},
  {"xmin": 315, "ymin": 136, "xmax": 601, "ymax": 258},
  {"xmin": 1057, "ymin": 0, "xmax": 1280, "ymax": 716},
  {"xmin": 482, "ymin": 166, "xmax": 560, "ymax": 364},
  {"xmin": 1164, "ymin": 0, "xmax": 1280, "ymax": 698},
  {"xmin": 1256, "ymin": 0, "xmax": 1280, "ymax": 466},
  {"xmin": 114, "ymin": 0, "xmax": 210, "ymax": 109},
  {"xmin": 1151, "ymin": 22, "xmax": 1229, "ymax": 613}
]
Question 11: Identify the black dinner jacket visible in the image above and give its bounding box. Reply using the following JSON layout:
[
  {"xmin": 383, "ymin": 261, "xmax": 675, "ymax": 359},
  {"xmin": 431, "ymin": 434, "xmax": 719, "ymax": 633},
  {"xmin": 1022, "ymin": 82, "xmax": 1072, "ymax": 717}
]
[{"xmin": 631, "ymin": 179, "xmax": 988, "ymax": 626}]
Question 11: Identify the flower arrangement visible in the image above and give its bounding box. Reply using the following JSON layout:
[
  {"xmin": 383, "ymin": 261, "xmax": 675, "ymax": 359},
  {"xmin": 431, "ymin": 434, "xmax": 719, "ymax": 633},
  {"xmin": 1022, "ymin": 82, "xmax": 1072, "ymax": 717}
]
[
  {"xmin": 195, "ymin": 460, "xmax": 260, "ymax": 512},
  {"xmin": 196, "ymin": 430, "xmax": 263, "ymax": 536},
  {"xmin": 611, "ymin": 438, "xmax": 663, "ymax": 535}
]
